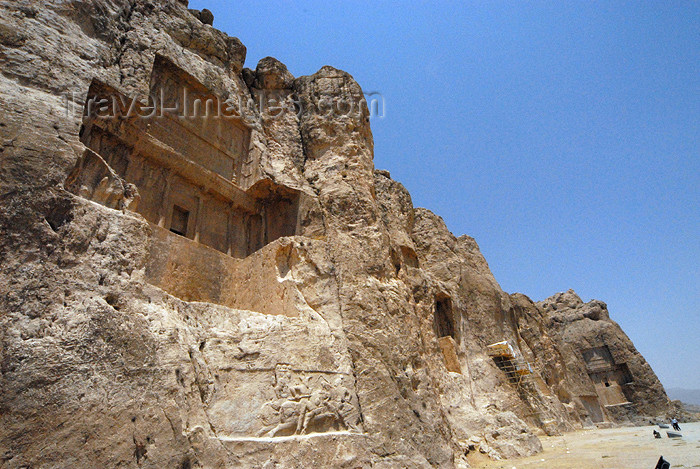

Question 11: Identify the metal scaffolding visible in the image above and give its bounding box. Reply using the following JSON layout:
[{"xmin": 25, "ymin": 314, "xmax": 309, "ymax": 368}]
[
  {"xmin": 486, "ymin": 340, "xmax": 535, "ymax": 389},
  {"xmin": 486, "ymin": 340, "xmax": 568, "ymax": 432}
]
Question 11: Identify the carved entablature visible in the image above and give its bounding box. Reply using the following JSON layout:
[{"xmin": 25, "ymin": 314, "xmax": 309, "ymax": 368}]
[
  {"xmin": 582, "ymin": 346, "xmax": 615, "ymax": 373},
  {"xmin": 67, "ymin": 55, "xmax": 302, "ymax": 260},
  {"xmin": 147, "ymin": 55, "xmax": 251, "ymax": 185}
]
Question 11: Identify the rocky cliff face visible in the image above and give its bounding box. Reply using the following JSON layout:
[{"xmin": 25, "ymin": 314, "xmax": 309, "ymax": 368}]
[{"xmin": 0, "ymin": 1, "xmax": 671, "ymax": 467}]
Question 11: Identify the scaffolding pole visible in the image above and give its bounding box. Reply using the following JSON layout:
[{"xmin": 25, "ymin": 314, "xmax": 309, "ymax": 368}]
[{"xmin": 487, "ymin": 340, "xmax": 535, "ymax": 390}]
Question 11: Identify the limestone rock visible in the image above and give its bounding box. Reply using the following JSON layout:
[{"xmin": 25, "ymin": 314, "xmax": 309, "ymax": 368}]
[
  {"xmin": 0, "ymin": 1, "xmax": 671, "ymax": 467},
  {"xmin": 188, "ymin": 8, "xmax": 214, "ymax": 26},
  {"xmin": 254, "ymin": 57, "xmax": 295, "ymax": 90},
  {"xmin": 537, "ymin": 290, "xmax": 670, "ymax": 424}
]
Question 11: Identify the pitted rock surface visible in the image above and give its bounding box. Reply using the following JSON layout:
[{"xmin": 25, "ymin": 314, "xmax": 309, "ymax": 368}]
[{"xmin": 0, "ymin": 1, "xmax": 672, "ymax": 467}]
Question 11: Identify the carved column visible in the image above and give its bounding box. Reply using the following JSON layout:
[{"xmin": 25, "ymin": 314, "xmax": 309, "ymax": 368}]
[
  {"xmin": 227, "ymin": 205, "xmax": 234, "ymax": 256},
  {"xmin": 194, "ymin": 192, "xmax": 204, "ymax": 242},
  {"xmin": 157, "ymin": 169, "xmax": 173, "ymax": 228}
]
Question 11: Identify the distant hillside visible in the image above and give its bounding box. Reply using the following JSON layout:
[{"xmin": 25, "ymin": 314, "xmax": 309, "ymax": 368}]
[{"xmin": 667, "ymin": 388, "xmax": 700, "ymax": 406}]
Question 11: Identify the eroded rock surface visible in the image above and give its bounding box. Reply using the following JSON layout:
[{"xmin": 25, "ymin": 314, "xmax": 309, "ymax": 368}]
[{"xmin": 0, "ymin": 1, "xmax": 672, "ymax": 467}]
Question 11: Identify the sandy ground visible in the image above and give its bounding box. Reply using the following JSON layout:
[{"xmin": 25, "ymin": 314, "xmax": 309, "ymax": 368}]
[{"xmin": 472, "ymin": 422, "xmax": 700, "ymax": 468}]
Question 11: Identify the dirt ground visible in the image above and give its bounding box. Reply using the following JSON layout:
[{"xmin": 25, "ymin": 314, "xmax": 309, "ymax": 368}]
[{"xmin": 472, "ymin": 422, "xmax": 700, "ymax": 468}]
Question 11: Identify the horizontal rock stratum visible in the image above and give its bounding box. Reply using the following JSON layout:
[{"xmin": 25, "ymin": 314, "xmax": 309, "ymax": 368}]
[{"xmin": 0, "ymin": 1, "xmax": 672, "ymax": 467}]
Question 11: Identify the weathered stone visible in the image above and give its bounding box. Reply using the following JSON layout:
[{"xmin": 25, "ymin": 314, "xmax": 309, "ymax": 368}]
[
  {"xmin": 536, "ymin": 290, "xmax": 670, "ymax": 424},
  {"xmin": 188, "ymin": 8, "xmax": 213, "ymax": 26},
  {"xmin": 254, "ymin": 57, "xmax": 295, "ymax": 90},
  {"xmin": 439, "ymin": 336, "xmax": 463, "ymax": 373},
  {"xmin": 241, "ymin": 67, "xmax": 256, "ymax": 88},
  {"xmin": 199, "ymin": 8, "xmax": 214, "ymax": 26},
  {"xmin": 0, "ymin": 1, "xmax": 673, "ymax": 467}
]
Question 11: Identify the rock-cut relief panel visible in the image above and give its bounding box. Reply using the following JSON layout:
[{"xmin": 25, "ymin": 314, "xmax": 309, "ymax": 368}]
[{"xmin": 256, "ymin": 364, "xmax": 363, "ymax": 438}]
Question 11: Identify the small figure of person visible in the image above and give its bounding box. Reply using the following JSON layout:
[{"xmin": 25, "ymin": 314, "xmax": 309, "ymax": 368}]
[
  {"xmin": 653, "ymin": 429, "xmax": 661, "ymax": 438},
  {"xmin": 670, "ymin": 417, "xmax": 681, "ymax": 431}
]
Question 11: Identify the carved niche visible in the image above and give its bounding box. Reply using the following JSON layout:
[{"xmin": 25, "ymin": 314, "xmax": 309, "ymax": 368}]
[{"xmin": 67, "ymin": 54, "xmax": 302, "ymax": 259}]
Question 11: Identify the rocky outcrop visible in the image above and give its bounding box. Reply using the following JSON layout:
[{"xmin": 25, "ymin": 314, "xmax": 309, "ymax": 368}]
[
  {"xmin": 536, "ymin": 290, "xmax": 670, "ymax": 423},
  {"xmin": 0, "ymin": 1, "xmax": 671, "ymax": 467}
]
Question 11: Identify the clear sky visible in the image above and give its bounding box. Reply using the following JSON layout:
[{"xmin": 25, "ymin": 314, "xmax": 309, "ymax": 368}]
[{"xmin": 190, "ymin": 1, "xmax": 699, "ymax": 389}]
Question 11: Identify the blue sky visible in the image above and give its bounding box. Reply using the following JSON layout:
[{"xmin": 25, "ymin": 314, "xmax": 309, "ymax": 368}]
[{"xmin": 190, "ymin": 1, "xmax": 699, "ymax": 389}]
